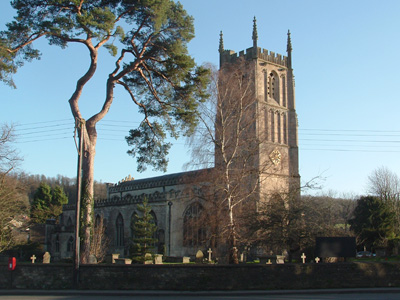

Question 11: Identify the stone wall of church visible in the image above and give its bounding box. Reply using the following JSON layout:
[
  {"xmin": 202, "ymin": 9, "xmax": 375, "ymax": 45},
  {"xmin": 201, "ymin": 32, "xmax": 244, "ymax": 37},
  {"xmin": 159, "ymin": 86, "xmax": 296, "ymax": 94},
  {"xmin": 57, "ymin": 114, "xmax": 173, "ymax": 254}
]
[
  {"xmin": 2, "ymin": 262, "xmax": 400, "ymax": 290},
  {"xmin": 52, "ymin": 171, "xmax": 214, "ymax": 260}
]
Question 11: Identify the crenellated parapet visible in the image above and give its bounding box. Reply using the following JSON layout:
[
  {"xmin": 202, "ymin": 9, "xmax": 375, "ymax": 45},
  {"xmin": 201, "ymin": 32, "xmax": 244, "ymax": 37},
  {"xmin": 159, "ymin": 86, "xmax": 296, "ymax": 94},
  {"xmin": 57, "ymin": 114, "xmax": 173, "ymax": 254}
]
[
  {"xmin": 107, "ymin": 169, "xmax": 210, "ymax": 194},
  {"xmin": 94, "ymin": 190, "xmax": 168, "ymax": 207},
  {"xmin": 220, "ymin": 47, "xmax": 288, "ymax": 67}
]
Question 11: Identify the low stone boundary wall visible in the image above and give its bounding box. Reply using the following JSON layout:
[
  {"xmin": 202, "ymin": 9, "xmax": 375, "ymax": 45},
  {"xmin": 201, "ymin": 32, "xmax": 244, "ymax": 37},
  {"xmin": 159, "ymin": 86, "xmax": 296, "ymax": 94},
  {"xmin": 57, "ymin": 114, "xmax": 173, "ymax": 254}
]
[{"xmin": 1, "ymin": 262, "xmax": 400, "ymax": 290}]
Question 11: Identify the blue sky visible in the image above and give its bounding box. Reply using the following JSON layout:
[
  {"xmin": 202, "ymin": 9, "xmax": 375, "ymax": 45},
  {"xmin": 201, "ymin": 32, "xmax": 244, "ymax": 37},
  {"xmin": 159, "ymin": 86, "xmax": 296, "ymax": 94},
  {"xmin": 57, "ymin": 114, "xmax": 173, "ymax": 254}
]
[{"xmin": 1, "ymin": 0, "xmax": 400, "ymax": 196}]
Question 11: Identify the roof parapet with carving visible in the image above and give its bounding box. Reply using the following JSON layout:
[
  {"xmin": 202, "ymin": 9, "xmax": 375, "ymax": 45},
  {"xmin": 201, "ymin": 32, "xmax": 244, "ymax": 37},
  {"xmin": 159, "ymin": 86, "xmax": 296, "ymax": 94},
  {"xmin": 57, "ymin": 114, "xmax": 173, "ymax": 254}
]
[{"xmin": 107, "ymin": 168, "xmax": 213, "ymax": 194}]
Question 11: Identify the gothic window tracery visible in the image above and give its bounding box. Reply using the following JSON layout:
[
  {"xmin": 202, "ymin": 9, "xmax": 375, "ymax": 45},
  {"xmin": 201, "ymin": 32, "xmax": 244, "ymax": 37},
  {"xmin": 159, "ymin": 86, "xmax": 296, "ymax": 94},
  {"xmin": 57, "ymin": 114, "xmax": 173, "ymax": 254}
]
[
  {"xmin": 67, "ymin": 236, "xmax": 74, "ymax": 252},
  {"xmin": 67, "ymin": 217, "xmax": 73, "ymax": 227},
  {"xmin": 183, "ymin": 202, "xmax": 205, "ymax": 247}
]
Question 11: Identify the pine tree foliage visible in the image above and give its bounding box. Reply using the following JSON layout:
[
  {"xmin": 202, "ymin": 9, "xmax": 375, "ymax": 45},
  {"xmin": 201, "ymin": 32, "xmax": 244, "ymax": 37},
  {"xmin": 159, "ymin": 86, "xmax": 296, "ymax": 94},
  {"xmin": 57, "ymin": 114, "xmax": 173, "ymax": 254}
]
[
  {"xmin": 31, "ymin": 182, "xmax": 68, "ymax": 223},
  {"xmin": 0, "ymin": 0, "xmax": 209, "ymax": 262},
  {"xmin": 349, "ymin": 196, "xmax": 398, "ymax": 249},
  {"xmin": 131, "ymin": 197, "xmax": 157, "ymax": 262}
]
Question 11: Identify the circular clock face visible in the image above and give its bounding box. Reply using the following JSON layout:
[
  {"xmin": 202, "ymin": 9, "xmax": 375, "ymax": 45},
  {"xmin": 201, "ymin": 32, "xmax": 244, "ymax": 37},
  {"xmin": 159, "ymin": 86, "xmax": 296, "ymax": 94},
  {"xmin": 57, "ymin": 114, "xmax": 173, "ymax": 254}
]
[{"xmin": 269, "ymin": 149, "xmax": 281, "ymax": 165}]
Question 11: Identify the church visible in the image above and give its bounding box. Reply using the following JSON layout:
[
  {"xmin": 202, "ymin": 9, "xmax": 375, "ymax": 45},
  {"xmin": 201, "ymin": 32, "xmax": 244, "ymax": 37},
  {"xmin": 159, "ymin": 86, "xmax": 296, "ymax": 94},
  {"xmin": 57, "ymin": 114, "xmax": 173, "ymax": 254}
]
[{"xmin": 49, "ymin": 20, "xmax": 300, "ymax": 262}]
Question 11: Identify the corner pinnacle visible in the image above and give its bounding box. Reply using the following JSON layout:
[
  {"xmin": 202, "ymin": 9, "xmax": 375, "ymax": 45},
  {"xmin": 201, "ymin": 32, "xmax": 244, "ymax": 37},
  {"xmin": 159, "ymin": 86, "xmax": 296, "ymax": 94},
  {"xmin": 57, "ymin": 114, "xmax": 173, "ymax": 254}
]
[
  {"xmin": 252, "ymin": 16, "xmax": 258, "ymax": 49},
  {"xmin": 219, "ymin": 31, "xmax": 224, "ymax": 53}
]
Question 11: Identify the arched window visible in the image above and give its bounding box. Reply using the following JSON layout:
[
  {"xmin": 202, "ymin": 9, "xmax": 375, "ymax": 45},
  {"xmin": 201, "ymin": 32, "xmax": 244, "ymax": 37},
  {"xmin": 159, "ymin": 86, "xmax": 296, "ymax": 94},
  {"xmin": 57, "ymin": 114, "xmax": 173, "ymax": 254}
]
[
  {"xmin": 270, "ymin": 110, "xmax": 275, "ymax": 142},
  {"xmin": 67, "ymin": 236, "xmax": 74, "ymax": 252},
  {"xmin": 283, "ymin": 113, "xmax": 287, "ymax": 144},
  {"xmin": 183, "ymin": 202, "xmax": 205, "ymax": 247},
  {"xmin": 264, "ymin": 71, "xmax": 268, "ymax": 102},
  {"xmin": 130, "ymin": 212, "xmax": 138, "ymax": 239},
  {"xmin": 95, "ymin": 215, "xmax": 101, "ymax": 228},
  {"xmin": 55, "ymin": 235, "xmax": 60, "ymax": 252},
  {"xmin": 277, "ymin": 112, "xmax": 282, "ymax": 144},
  {"xmin": 150, "ymin": 211, "xmax": 158, "ymax": 247},
  {"xmin": 157, "ymin": 229, "xmax": 165, "ymax": 254},
  {"xmin": 268, "ymin": 72, "xmax": 280, "ymax": 103},
  {"xmin": 282, "ymin": 76, "xmax": 287, "ymax": 107},
  {"xmin": 116, "ymin": 213, "xmax": 124, "ymax": 247}
]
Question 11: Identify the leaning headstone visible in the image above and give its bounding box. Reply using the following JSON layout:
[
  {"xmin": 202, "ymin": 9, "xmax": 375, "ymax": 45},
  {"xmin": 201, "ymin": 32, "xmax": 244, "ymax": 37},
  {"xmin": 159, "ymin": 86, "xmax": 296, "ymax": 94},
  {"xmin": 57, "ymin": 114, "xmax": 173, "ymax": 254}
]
[
  {"xmin": 154, "ymin": 254, "xmax": 163, "ymax": 265},
  {"xmin": 88, "ymin": 255, "xmax": 97, "ymax": 264},
  {"xmin": 195, "ymin": 250, "xmax": 204, "ymax": 263},
  {"xmin": 43, "ymin": 252, "xmax": 51, "ymax": 264},
  {"xmin": 183, "ymin": 256, "xmax": 190, "ymax": 264},
  {"xmin": 276, "ymin": 255, "xmax": 285, "ymax": 264}
]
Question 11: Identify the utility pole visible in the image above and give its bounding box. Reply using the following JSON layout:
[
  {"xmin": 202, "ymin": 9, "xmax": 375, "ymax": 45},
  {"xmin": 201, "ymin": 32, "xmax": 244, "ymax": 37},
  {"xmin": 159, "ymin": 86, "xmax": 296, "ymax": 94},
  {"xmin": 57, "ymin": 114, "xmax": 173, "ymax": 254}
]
[{"xmin": 74, "ymin": 118, "xmax": 85, "ymax": 288}]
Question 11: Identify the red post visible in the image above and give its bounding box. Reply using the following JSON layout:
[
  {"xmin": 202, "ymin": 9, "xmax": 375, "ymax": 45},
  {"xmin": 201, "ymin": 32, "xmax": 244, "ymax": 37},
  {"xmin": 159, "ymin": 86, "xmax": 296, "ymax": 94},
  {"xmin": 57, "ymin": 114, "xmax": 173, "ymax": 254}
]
[{"xmin": 8, "ymin": 257, "xmax": 16, "ymax": 271}]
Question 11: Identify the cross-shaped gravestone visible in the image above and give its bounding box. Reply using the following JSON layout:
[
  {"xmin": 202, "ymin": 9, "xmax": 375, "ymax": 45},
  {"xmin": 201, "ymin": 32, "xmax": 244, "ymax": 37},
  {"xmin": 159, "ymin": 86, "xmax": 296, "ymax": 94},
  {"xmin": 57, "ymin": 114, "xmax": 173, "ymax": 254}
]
[
  {"xmin": 301, "ymin": 253, "xmax": 306, "ymax": 264},
  {"xmin": 315, "ymin": 257, "xmax": 320, "ymax": 264},
  {"xmin": 207, "ymin": 248, "xmax": 212, "ymax": 262},
  {"xmin": 30, "ymin": 255, "xmax": 36, "ymax": 264}
]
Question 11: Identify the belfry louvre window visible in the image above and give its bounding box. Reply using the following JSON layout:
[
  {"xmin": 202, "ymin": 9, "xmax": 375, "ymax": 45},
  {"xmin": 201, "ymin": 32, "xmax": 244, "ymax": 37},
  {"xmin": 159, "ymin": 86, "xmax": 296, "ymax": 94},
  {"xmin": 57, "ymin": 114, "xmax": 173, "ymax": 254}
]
[
  {"xmin": 183, "ymin": 202, "xmax": 205, "ymax": 247},
  {"xmin": 267, "ymin": 72, "xmax": 279, "ymax": 103}
]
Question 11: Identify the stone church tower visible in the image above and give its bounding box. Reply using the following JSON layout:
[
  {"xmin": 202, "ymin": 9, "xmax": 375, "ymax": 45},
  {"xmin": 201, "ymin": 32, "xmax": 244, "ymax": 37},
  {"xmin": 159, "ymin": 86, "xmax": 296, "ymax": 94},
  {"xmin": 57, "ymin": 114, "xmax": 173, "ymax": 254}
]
[
  {"xmin": 49, "ymin": 20, "xmax": 300, "ymax": 261},
  {"xmin": 218, "ymin": 18, "xmax": 300, "ymax": 202}
]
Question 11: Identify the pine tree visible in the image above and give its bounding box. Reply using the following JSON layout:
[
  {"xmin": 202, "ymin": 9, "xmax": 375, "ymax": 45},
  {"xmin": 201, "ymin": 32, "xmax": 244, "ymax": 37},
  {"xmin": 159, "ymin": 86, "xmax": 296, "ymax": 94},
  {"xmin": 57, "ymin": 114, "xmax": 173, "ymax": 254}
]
[
  {"xmin": 30, "ymin": 183, "xmax": 68, "ymax": 223},
  {"xmin": 349, "ymin": 196, "xmax": 397, "ymax": 249},
  {"xmin": 1, "ymin": 0, "xmax": 210, "ymax": 263},
  {"xmin": 131, "ymin": 198, "xmax": 158, "ymax": 263}
]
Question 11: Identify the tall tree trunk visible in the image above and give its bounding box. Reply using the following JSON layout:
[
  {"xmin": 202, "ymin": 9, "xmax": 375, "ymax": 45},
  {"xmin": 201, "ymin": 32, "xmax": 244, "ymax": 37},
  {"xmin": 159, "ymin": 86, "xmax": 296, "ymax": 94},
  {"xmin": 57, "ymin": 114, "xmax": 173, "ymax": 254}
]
[
  {"xmin": 79, "ymin": 122, "xmax": 97, "ymax": 263},
  {"xmin": 228, "ymin": 196, "xmax": 239, "ymax": 264}
]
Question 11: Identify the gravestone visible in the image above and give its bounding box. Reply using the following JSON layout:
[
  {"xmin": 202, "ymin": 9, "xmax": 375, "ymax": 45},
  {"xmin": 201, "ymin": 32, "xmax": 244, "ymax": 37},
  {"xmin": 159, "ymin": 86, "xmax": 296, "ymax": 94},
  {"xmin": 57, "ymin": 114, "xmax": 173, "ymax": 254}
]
[
  {"xmin": 276, "ymin": 255, "xmax": 285, "ymax": 264},
  {"xmin": 88, "ymin": 255, "xmax": 97, "ymax": 264},
  {"xmin": 301, "ymin": 253, "xmax": 306, "ymax": 264},
  {"xmin": 183, "ymin": 256, "xmax": 190, "ymax": 264},
  {"xmin": 43, "ymin": 252, "xmax": 51, "ymax": 264},
  {"xmin": 115, "ymin": 258, "xmax": 132, "ymax": 264},
  {"xmin": 144, "ymin": 253, "xmax": 153, "ymax": 264},
  {"xmin": 154, "ymin": 254, "xmax": 163, "ymax": 265},
  {"xmin": 195, "ymin": 250, "xmax": 204, "ymax": 263},
  {"xmin": 207, "ymin": 248, "xmax": 212, "ymax": 262},
  {"xmin": 315, "ymin": 257, "xmax": 320, "ymax": 264},
  {"xmin": 30, "ymin": 255, "xmax": 36, "ymax": 264},
  {"xmin": 111, "ymin": 253, "xmax": 120, "ymax": 264}
]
